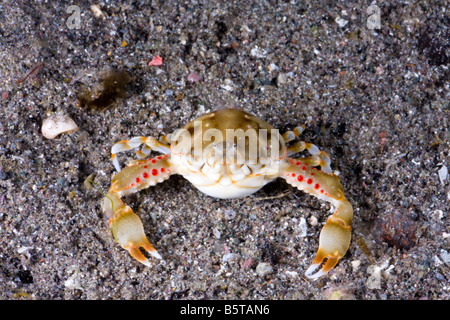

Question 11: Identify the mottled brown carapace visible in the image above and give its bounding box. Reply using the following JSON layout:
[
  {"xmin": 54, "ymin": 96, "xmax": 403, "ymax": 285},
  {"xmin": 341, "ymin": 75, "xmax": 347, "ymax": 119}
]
[{"xmin": 171, "ymin": 109, "xmax": 286, "ymax": 164}]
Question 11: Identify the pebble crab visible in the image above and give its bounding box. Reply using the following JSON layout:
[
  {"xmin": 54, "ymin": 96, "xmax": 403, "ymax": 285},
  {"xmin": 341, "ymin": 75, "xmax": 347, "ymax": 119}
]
[{"xmin": 102, "ymin": 108, "xmax": 353, "ymax": 279}]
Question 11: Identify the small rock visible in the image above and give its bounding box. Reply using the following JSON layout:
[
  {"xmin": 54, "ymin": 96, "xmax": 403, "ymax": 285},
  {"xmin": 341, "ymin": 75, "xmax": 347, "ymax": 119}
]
[
  {"xmin": 298, "ymin": 217, "xmax": 307, "ymax": 237},
  {"xmin": 224, "ymin": 209, "xmax": 236, "ymax": 220},
  {"xmin": 438, "ymin": 166, "xmax": 448, "ymax": 184},
  {"xmin": 0, "ymin": 167, "xmax": 7, "ymax": 180},
  {"xmin": 90, "ymin": 4, "xmax": 104, "ymax": 18},
  {"xmin": 324, "ymin": 287, "xmax": 354, "ymax": 300},
  {"xmin": 366, "ymin": 265, "xmax": 382, "ymax": 289},
  {"xmin": 431, "ymin": 210, "xmax": 444, "ymax": 220},
  {"xmin": 256, "ymin": 262, "xmax": 273, "ymax": 277},
  {"xmin": 351, "ymin": 260, "xmax": 361, "ymax": 272},
  {"xmin": 440, "ymin": 250, "xmax": 450, "ymax": 265},
  {"xmin": 375, "ymin": 66, "xmax": 384, "ymax": 75},
  {"xmin": 277, "ymin": 73, "xmax": 287, "ymax": 84},
  {"xmin": 308, "ymin": 215, "xmax": 318, "ymax": 226},
  {"xmin": 241, "ymin": 258, "xmax": 254, "ymax": 270},
  {"xmin": 17, "ymin": 246, "xmax": 34, "ymax": 259},
  {"xmin": 268, "ymin": 63, "xmax": 279, "ymax": 71},
  {"xmin": 187, "ymin": 72, "xmax": 202, "ymax": 83},
  {"xmin": 285, "ymin": 270, "xmax": 298, "ymax": 278},
  {"xmin": 221, "ymin": 79, "xmax": 234, "ymax": 92},
  {"xmin": 212, "ymin": 227, "xmax": 221, "ymax": 239},
  {"xmin": 335, "ymin": 16, "xmax": 348, "ymax": 27},
  {"xmin": 250, "ymin": 46, "xmax": 267, "ymax": 58},
  {"xmin": 64, "ymin": 265, "xmax": 82, "ymax": 290},
  {"xmin": 222, "ymin": 253, "xmax": 234, "ymax": 262}
]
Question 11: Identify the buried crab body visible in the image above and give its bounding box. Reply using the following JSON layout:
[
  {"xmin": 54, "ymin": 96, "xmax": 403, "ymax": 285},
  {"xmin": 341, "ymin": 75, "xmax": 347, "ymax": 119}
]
[{"xmin": 102, "ymin": 109, "xmax": 353, "ymax": 279}]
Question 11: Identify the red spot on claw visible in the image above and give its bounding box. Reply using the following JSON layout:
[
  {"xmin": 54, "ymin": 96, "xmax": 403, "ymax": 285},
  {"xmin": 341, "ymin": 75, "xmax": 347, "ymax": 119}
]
[
  {"xmin": 307, "ymin": 178, "xmax": 313, "ymax": 184},
  {"xmin": 160, "ymin": 168, "xmax": 165, "ymax": 173},
  {"xmin": 156, "ymin": 156, "xmax": 162, "ymax": 160},
  {"xmin": 320, "ymin": 189, "xmax": 324, "ymax": 194},
  {"xmin": 291, "ymin": 173, "xmax": 296, "ymax": 177},
  {"xmin": 151, "ymin": 159, "xmax": 156, "ymax": 164},
  {"xmin": 136, "ymin": 177, "xmax": 141, "ymax": 184},
  {"xmin": 143, "ymin": 172, "xmax": 149, "ymax": 179},
  {"xmin": 302, "ymin": 166, "xmax": 307, "ymax": 171},
  {"xmin": 314, "ymin": 183, "xmax": 320, "ymax": 189},
  {"xmin": 151, "ymin": 168, "xmax": 158, "ymax": 176},
  {"xmin": 297, "ymin": 175, "xmax": 304, "ymax": 182}
]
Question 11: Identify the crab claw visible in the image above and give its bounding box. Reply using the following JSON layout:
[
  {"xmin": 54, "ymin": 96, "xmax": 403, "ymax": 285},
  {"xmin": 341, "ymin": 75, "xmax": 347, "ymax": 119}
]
[
  {"xmin": 109, "ymin": 206, "xmax": 162, "ymax": 266},
  {"xmin": 305, "ymin": 199, "xmax": 352, "ymax": 279}
]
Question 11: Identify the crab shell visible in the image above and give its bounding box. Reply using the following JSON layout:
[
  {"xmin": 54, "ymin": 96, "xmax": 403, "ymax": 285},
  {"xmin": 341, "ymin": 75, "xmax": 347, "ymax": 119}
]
[{"xmin": 169, "ymin": 109, "xmax": 287, "ymax": 199}]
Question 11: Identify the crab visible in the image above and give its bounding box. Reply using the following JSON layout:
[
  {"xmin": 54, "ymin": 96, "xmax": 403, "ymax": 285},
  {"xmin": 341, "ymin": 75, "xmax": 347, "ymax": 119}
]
[{"xmin": 102, "ymin": 109, "xmax": 353, "ymax": 279}]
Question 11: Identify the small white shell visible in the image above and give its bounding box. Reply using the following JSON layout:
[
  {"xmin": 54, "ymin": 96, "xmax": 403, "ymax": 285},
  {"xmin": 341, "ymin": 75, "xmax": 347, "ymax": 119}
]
[{"xmin": 42, "ymin": 114, "xmax": 78, "ymax": 139}]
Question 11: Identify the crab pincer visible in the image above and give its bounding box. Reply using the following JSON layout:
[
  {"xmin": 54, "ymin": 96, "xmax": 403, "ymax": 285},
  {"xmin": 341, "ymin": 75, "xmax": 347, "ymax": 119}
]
[
  {"xmin": 109, "ymin": 206, "xmax": 162, "ymax": 266},
  {"xmin": 304, "ymin": 198, "xmax": 353, "ymax": 279},
  {"xmin": 282, "ymin": 160, "xmax": 353, "ymax": 278},
  {"xmin": 102, "ymin": 156, "xmax": 172, "ymax": 265}
]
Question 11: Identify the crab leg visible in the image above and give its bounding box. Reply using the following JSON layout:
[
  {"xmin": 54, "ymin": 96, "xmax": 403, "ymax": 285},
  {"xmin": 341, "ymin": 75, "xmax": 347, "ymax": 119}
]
[
  {"xmin": 280, "ymin": 158, "xmax": 353, "ymax": 279},
  {"xmin": 282, "ymin": 125, "xmax": 305, "ymax": 142},
  {"xmin": 102, "ymin": 155, "xmax": 174, "ymax": 266},
  {"xmin": 286, "ymin": 141, "xmax": 332, "ymax": 173},
  {"xmin": 281, "ymin": 126, "xmax": 332, "ymax": 173},
  {"xmin": 111, "ymin": 136, "xmax": 171, "ymax": 172}
]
